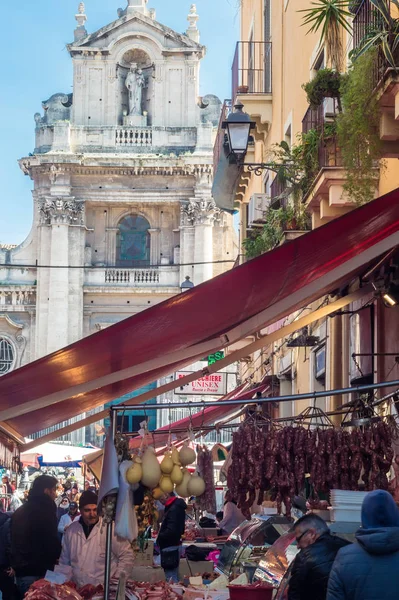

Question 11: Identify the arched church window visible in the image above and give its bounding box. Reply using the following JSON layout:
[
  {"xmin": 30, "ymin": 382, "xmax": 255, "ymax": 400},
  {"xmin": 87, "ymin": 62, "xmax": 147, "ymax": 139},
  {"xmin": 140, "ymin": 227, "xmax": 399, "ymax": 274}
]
[
  {"xmin": 0, "ymin": 339, "xmax": 14, "ymax": 375},
  {"xmin": 116, "ymin": 215, "xmax": 151, "ymax": 267}
]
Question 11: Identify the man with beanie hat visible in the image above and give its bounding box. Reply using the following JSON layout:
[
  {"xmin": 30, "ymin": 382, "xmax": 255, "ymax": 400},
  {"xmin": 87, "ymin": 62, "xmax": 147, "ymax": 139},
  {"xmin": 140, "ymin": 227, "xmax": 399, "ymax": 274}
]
[
  {"xmin": 327, "ymin": 490, "xmax": 399, "ymax": 600},
  {"xmin": 60, "ymin": 490, "xmax": 133, "ymax": 587},
  {"xmin": 11, "ymin": 475, "xmax": 61, "ymax": 598}
]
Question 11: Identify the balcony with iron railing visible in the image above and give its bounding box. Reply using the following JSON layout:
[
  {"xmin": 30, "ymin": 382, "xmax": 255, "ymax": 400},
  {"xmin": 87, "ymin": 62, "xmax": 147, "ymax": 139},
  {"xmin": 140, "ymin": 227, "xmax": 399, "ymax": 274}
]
[
  {"xmin": 232, "ymin": 41, "xmax": 272, "ymax": 99},
  {"xmin": 352, "ymin": 0, "xmax": 390, "ymax": 90},
  {"xmin": 231, "ymin": 41, "xmax": 273, "ymax": 137},
  {"xmin": 352, "ymin": 0, "xmax": 399, "ymax": 155}
]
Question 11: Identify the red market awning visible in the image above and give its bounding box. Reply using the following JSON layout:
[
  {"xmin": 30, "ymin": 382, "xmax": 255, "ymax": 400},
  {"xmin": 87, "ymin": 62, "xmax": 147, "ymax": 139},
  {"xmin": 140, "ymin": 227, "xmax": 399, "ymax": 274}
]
[{"xmin": 0, "ymin": 189, "xmax": 398, "ymax": 439}]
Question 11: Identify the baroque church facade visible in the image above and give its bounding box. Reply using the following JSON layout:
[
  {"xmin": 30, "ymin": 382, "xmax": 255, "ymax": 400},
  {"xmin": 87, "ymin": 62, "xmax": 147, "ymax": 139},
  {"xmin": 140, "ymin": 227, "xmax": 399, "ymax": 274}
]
[{"xmin": 0, "ymin": 0, "xmax": 236, "ymax": 442}]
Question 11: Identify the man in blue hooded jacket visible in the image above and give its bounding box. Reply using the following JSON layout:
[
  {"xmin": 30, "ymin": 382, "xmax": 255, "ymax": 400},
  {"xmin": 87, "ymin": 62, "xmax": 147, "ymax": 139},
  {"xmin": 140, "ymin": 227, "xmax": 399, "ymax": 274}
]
[{"xmin": 327, "ymin": 489, "xmax": 399, "ymax": 600}]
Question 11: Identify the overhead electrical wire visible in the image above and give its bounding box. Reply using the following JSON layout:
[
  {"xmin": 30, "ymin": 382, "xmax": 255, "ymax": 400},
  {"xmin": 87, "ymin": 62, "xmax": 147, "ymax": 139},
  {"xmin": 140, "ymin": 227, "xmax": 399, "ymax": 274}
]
[{"xmin": 0, "ymin": 259, "xmax": 236, "ymax": 270}]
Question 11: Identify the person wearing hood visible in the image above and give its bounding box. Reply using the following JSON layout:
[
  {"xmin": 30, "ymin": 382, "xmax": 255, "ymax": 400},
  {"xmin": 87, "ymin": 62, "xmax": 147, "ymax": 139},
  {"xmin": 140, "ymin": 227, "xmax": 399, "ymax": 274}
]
[
  {"xmin": 59, "ymin": 491, "xmax": 133, "ymax": 588},
  {"xmin": 11, "ymin": 475, "xmax": 61, "ymax": 599},
  {"xmin": 157, "ymin": 492, "xmax": 187, "ymax": 583},
  {"xmin": 327, "ymin": 490, "xmax": 399, "ymax": 600}
]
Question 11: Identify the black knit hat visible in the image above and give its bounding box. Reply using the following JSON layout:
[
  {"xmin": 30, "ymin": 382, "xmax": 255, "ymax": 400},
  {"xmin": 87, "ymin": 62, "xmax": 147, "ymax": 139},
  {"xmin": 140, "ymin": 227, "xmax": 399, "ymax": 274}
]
[{"xmin": 79, "ymin": 490, "xmax": 98, "ymax": 510}]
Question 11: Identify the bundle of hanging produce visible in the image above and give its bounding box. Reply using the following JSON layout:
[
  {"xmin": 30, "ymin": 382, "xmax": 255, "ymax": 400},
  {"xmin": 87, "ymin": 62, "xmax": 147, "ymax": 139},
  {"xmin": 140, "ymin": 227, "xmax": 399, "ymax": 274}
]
[
  {"xmin": 226, "ymin": 420, "xmax": 394, "ymax": 518},
  {"xmin": 195, "ymin": 445, "xmax": 217, "ymax": 514}
]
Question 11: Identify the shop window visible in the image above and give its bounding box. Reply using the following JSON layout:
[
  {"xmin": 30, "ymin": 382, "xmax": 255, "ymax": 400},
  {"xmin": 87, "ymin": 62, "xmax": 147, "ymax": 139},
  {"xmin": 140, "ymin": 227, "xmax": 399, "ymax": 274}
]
[
  {"xmin": 116, "ymin": 214, "xmax": 150, "ymax": 267},
  {"xmin": 0, "ymin": 338, "xmax": 14, "ymax": 375}
]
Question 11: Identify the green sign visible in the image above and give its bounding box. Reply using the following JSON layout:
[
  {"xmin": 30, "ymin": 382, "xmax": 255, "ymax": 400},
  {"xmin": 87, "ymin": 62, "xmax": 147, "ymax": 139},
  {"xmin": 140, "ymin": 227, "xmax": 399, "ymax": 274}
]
[{"xmin": 208, "ymin": 351, "xmax": 225, "ymax": 366}]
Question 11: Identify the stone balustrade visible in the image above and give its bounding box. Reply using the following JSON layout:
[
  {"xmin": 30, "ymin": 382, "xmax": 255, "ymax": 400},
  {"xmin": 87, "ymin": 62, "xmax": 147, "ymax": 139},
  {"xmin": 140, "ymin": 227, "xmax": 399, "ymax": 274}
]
[
  {"xmin": 115, "ymin": 127, "xmax": 153, "ymax": 146},
  {"xmin": 34, "ymin": 124, "xmax": 200, "ymax": 153},
  {"xmin": 85, "ymin": 266, "xmax": 180, "ymax": 288}
]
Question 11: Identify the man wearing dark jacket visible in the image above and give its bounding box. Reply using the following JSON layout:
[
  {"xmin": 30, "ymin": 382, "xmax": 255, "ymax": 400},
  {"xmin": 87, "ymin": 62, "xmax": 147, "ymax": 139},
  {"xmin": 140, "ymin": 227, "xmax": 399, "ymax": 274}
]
[
  {"xmin": 157, "ymin": 492, "xmax": 186, "ymax": 583},
  {"xmin": 327, "ymin": 489, "xmax": 399, "ymax": 600},
  {"xmin": 11, "ymin": 475, "xmax": 61, "ymax": 599},
  {"xmin": 0, "ymin": 512, "xmax": 17, "ymax": 600},
  {"xmin": 288, "ymin": 513, "xmax": 349, "ymax": 600}
]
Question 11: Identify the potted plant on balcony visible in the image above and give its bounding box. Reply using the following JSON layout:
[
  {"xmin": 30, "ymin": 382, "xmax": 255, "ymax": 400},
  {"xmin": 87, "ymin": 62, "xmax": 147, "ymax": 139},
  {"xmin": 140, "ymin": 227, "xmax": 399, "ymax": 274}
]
[
  {"xmin": 351, "ymin": 0, "xmax": 399, "ymax": 70},
  {"xmin": 303, "ymin": 69, "xmax": 343, "ymax": 110}
]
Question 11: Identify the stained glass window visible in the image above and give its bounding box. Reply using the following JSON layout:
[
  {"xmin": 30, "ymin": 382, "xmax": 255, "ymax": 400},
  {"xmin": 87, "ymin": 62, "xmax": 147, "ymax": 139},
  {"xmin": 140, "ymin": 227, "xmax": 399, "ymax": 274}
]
[
  {"xmin": 0, "ymin": 339, "xmax": 14, "ymax": 375},
  {"xmin": 116, "ymin": 214, "xmax": 151, "ymax": 267}
]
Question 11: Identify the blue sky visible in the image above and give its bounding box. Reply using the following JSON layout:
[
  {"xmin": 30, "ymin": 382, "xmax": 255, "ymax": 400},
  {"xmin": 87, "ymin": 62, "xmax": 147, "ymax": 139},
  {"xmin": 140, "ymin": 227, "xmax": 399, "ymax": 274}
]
[{"xmin": 0, "ymin": 0, "xmax": 239, "ymax": 245}]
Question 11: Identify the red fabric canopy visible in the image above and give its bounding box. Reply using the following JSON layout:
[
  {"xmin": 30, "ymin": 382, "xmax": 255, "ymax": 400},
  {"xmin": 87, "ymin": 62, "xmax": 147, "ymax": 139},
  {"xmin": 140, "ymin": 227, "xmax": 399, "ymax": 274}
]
[{"xmin": 1, "ymin": 189, "xmax": 399, "ymax": 437}]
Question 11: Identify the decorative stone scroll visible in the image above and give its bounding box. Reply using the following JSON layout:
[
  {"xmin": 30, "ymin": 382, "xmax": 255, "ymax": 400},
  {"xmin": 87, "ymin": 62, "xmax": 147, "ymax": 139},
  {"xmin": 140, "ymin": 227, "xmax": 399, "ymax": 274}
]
[
  {"xmin": 180, "ymin": 198, "xmax": 221, "ymax": 226},
  {"xmin": 38, "ymin": 197, "xmax": 85, "ymax": 226}
]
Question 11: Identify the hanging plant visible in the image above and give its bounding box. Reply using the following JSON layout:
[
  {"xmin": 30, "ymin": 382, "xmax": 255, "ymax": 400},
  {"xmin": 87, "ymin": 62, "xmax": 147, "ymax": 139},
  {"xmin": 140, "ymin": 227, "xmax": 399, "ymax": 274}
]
[
  {"xmin": 337, "ymin": 48, "xmax": 383, "ymax": 204},
  {"xmin": 303, "ymin": 69, "xmax": 343, "ymax": 110}
]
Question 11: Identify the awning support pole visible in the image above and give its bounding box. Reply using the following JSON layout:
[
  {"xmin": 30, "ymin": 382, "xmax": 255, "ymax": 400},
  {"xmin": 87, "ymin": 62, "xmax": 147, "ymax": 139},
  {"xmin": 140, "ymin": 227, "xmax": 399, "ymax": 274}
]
[{"xmin": 104, "ymin": 412, "xmax": 117, "ymax": 600}]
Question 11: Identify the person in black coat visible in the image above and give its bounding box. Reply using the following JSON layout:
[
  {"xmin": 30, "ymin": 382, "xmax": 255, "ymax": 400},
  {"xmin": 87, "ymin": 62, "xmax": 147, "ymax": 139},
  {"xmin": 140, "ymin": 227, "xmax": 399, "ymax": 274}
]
[
  {"xmin": 0, "ymin": 512, "xmax": 17, "ymax": 600},
  {"xmin": 327, "ymin": 489, "xmax": 399, "ymax": 600},
  {"xmin": 157, "ymin": 492, "xmax": 186, "ymax": 583},
  {"xmin": 288, "ymin": 513, "xmax": 350, "ymax": 600},
  {"xmin": 11, "ymin": 475, "xmax": 61, "ymax": 599}
]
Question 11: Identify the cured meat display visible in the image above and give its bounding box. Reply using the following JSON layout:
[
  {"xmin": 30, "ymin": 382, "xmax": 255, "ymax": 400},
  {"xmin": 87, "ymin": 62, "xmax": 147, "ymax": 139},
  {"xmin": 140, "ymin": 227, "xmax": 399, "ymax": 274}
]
[
  {"xmin": 25, "ymin": 580, "xmax": 182, "ymax": 600},
  {"xmin": 226, "ymin": 420, "xmax": 394, "ymax": 517},
  {"xmin": 195, "ymin": 445, "xmax": 216, "ymax": 514},
  {"xmin": 25, "ymin": 581, "xmax": 84, "ymax": 600}
]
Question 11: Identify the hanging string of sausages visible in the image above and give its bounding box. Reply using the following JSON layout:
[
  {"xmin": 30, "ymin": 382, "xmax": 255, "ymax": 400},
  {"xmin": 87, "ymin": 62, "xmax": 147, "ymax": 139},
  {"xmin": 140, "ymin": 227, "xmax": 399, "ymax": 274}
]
[{"xmin": 226, "ymin": 418, "xmax": 395, "ymax": 518}]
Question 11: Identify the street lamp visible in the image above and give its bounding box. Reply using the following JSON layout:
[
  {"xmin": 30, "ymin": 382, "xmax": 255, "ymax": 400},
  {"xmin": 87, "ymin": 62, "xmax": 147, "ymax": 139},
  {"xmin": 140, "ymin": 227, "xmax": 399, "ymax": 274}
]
[
  {"xmin": 222, "ymin": 102, "xmax": 293, "ymax": 177},
  {"xmin": 180, "ymin": 276, "xmax": 194, "ymax": 292},
  {"xmin": 222, "ymin": 102, "xmax": 255, "ymax": 164}
]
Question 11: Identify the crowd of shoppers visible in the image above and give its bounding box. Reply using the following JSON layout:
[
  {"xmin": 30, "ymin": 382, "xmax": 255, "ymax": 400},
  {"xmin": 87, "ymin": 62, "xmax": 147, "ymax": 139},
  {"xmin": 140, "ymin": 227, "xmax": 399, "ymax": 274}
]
[{"xmin": 1, "ymin": 471, "xmax": 399, "ymax": 600}]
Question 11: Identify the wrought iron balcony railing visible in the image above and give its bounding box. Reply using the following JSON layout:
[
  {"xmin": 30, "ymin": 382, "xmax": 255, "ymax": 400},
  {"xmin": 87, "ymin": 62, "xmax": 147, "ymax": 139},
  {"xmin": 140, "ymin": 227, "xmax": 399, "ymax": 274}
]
[{"xmin": 232, "ymin": 41, "xmax": 272, "ymax": 101}]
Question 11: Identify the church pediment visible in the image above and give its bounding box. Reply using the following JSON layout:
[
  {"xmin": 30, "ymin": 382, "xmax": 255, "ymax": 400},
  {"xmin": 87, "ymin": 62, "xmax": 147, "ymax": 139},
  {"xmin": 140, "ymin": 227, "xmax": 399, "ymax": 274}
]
[{"xmin": 67, "ymin": 10, "xmax": 204, "ymax": 56}]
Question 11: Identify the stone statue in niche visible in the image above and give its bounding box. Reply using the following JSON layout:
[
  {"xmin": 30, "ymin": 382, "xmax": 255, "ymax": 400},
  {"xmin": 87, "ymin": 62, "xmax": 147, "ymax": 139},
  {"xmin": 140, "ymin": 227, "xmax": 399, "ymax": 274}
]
[
  {"xmin": 124, "ymin": 63, "xmax": 147, "ymax": 127},
  {"xmin": 126, "ymin": 63, "xmax": 145, "ymax": 115}
]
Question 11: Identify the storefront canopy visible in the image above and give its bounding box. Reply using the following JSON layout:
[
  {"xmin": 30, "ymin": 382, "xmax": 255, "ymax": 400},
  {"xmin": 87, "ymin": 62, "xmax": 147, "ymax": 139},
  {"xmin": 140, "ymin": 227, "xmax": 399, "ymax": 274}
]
[
  {"xmin": 0, "ymin": 189, "xmax": 398, "ymax": 439},
  {"xmin": 21, "ymin": 442, "xmax": 99, "ymax": 468}
]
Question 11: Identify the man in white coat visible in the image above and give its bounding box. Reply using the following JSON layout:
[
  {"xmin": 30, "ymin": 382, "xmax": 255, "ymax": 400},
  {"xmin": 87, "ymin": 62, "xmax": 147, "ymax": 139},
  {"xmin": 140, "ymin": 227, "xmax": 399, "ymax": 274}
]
[{"xmin": 60, "ymin": 491, "xmax": 133, "ymax": 587}]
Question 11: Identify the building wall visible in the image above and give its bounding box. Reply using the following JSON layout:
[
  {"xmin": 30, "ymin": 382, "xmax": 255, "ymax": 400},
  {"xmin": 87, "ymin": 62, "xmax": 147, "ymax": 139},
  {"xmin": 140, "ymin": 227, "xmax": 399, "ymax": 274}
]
[{"xmin": 232, "ymin": 0, "xmax": 399, "ymax": 420}]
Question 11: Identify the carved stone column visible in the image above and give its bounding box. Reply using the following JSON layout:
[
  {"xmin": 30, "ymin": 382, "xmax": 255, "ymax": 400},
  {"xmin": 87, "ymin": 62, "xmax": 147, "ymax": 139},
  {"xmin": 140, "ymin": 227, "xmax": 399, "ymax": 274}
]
[
  {"xmin": 105, "ymin": 227, "xmax": 119, "ymax": 266},
  {"xmin": 37, "ymin": 197, "xmax": 85, "ymax": 354},
  {"xmin": 148, "ymin": 228, "xmax": 161, "ymax": 266},
  {"xmin": 180, "ymin": 194, "xmax": 221, "ymax": 285}
]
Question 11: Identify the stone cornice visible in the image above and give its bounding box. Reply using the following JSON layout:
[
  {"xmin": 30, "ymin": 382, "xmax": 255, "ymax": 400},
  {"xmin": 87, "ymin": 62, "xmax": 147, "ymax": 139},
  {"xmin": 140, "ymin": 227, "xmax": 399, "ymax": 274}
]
[{"xmin": 20, "ymin": 158, "xmax": 213, "ymax": 179}]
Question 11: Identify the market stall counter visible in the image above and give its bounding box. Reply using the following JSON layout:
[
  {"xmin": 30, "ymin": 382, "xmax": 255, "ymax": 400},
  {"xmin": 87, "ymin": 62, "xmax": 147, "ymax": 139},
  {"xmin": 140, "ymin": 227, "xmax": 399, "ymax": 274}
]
[{"xmin": 217, "ymin": 516, "xmax": 291, "ymax": 579}]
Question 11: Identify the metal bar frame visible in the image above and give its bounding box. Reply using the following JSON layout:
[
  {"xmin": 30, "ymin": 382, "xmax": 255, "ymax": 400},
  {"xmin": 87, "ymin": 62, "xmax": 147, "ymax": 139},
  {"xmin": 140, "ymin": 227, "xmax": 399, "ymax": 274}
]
[
  {"xmin": 109, "ymin": 379, "xmax": 399, "ymax": 413},
  {"xmin": 104, "ymin": 412, "xmax": 117, "ymax": 600}
]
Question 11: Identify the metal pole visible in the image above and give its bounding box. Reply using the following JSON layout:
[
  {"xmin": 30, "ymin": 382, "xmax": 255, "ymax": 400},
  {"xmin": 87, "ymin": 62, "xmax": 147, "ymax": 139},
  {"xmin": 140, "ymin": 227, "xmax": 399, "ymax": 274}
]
[
  {"xmin": 110, "ymin": 379, "xmax": 399, "ymax": 413},
  {"xmin": 104, "ymin": 412, "xmax": 117, "ymax": 600}
]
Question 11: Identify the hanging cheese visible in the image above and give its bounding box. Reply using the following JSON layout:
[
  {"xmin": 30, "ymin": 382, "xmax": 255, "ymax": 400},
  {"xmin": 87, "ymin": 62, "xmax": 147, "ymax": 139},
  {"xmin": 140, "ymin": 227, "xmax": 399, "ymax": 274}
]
[
  {"xmin": 170, "ymin": 446, "xmax": 180, "ymax": 465},
  {"xmin": 141, "ymin": 447, "xmax": 161, "ymax": 489},
  {"xmin": 175, "ymin": 468, "xmax": 192, "ymax": 498},
  {"xmin": 179, "ymin": 441, "xmax": 196, "ymax": 466},
  {"xmin": 159, "ymin": 475, "xmax": 174, "ymax": 494},
  {"xmin": 160, "ymin": 452, "xmax": 174, "ymax": 474},
  {"xmin": 126, "ymin": 457, "xmax": 142, "ymax": 485},
  {"xmin": 170, "ymin": 463, "xmax": 184, "ymax": 485},
  {"xmin": 187, "ymin": 474, "xmax": 206, "ymax": 497}
]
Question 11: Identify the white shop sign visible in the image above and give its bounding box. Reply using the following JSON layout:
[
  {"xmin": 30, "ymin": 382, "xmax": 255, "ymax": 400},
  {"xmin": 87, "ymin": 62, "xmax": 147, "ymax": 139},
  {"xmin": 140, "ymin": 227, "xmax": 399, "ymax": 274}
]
[{"xmin": 175, "ymin": 371, "xmax": 227, "ymax": 396}]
